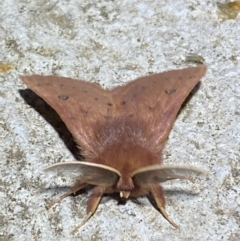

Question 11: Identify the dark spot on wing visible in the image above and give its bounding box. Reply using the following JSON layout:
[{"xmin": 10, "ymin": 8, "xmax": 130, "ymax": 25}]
[
  {"xmin": 60, "ymin": 84, "xmax": 64, "ymax": 87},
  {"xmin": 95, "ymin": 98, "xmax": 98, "ymax": 101},
  {"xmin": 121, "ymin": 101, "xmax": 126, "ymax": 105},
  {"xmin": 149, "ymin": 106, "xmax": 154, "ymax": 111},
  {"xmin": 83, "ymin": 90, "xmax": 88, "ymax": 93},
  {"xmin": 58, "ymin": 95, "xmax": 69, "ymax": 100},
  {"xmin": 79, "ymin": 107, "xmax": 88, "ymax": 116},
  {"xmin": 108, "ymin": 103, "xmax": 112, "ymax": 106},
  {"xmin": 165, "ymin": 89, "xmax": 176, "ymax": 94}
]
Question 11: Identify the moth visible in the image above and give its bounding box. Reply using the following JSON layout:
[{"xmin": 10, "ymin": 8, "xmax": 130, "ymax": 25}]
[{"xmin": 20, "ymin": 65, "xmax": 207, "ymax": 234}]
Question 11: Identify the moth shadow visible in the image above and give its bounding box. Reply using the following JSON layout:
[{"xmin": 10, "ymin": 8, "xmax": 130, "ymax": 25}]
[
  {"xmin": 44, "ymin": 185, "xmax": 88, "ymax": 196},
  {"xmin": 180, "ymin": 81, "xmax": 201, "ymax": 111},
  {"xmin": 19, "ymin": 89, "xmax": 82, "ymax": 160}
]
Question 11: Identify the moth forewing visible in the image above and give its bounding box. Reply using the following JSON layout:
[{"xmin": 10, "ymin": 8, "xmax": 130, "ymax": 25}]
[
  {"xmin": 44, "ymin": 161, "xmax": 120, "ymax": 187},
  {"xmin": 132, "ymin": 164, "xmax": 207, "ymax": 185}
]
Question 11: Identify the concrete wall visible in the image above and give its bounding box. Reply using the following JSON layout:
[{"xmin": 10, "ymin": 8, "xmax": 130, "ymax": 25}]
[{"xmin": 0, "ymin": 0, "xmax": 239, "ymax": 240}]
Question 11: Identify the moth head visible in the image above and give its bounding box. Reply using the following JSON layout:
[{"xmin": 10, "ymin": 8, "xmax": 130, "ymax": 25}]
[
  {"xmin": 115, "ymin": 176, "xmax": 134, "ymax": 199},
  {"xmin": 44, "ymin": 161, "xmax": 206, "ymax": 199}
]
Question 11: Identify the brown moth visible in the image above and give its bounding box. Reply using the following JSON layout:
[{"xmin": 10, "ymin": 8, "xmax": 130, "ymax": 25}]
[{"xmin": 20, "ymin": 65, "xmax": 207, "ymax": 234}]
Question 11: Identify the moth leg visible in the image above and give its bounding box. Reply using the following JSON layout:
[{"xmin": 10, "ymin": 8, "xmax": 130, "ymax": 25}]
[
  {"xmin": 72, "ymin": 186, "xmax": 105, "ymax": 234},
  {"xmin": 47, "ymin": 183, "xmax": 86, "ymax": 209},
  {"xmin": 150, "ymin": 185, "xmax": 179, "ymax": 229}
]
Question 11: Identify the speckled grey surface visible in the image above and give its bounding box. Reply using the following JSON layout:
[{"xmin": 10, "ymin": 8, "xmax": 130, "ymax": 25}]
[{"xmin": 0, "ymin": 0, "xmax": 240, "ymax": 240}]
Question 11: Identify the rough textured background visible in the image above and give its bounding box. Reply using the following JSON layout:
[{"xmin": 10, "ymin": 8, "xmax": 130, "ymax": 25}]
[{"xmin": 0, "ymin": 0, "xmax": 239, "ymax": 240}]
